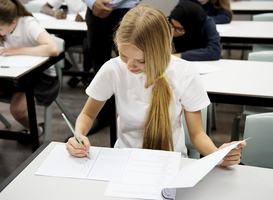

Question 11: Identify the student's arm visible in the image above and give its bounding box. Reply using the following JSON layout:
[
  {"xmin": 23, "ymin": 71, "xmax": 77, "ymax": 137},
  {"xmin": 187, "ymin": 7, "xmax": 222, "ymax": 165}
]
[
  {"xmin": 40, "ymin": 2, "xmax": 66, "ymax": 19},
  {"xmin": 0, "ymin": 31, "xmax": 59, "ymax": 57},
  {"xmin": 185, "ymin": 110, "xmax": 247, "ymax": 166},
  {"xmin": 180, "ymin": 17, "xmax": 221, "ymax": 61},
  {"xmin": 210, "ymin": 8, "xmax": 231, "ymax": 24},
  {"xmin": 66, "ymin": 97, "xmax": 106, "ymax": 157}
]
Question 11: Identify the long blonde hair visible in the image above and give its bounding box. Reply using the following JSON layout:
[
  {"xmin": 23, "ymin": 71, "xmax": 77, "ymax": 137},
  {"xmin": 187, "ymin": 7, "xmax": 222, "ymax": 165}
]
[
  {"xmin": 114, "ymin": 5, "xmax": 174, "ymax": 151},
  {"xmin": 0, "ymin": 0, "xmax": 33, "ymax": 43},
  {"xmin": 210, "ymin": 0, "xmax": 233, "ymax": 19}
]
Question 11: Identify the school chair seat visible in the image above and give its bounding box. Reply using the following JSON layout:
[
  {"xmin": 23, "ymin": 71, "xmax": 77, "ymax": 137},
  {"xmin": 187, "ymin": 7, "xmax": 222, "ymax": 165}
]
[
  {"xmin": 182, "ymin": 106, "xmax": 207, "ymax": 159},
  {"xmin": 231, "ymin": 51, "xmax": 273, "ymax": 141},
  {"xmin": 0, "ymin": 36, "xmax": 76, "ymax": 142},
  {"xmin": 241, "ymin": 112, "xmax": 273, "ymax": 169}
]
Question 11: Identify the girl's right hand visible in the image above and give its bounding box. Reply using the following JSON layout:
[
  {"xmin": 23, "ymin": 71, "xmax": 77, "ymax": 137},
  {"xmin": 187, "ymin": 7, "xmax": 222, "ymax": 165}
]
[
  {"xmin": 65, "ymin": 135, "xmax": 90, "ymax": 158},
  {"xmin": 54, "ymin": 10, "xmax": 66, "ymax": 19}
]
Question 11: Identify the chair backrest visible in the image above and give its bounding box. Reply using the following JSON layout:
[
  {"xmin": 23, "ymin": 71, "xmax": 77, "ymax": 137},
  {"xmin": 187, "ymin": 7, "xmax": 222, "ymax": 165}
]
[
  {"xmin": 51, "ymin": 35, "xmax": 65, "ymax": 84},
  {"xmin": 182, "ymin": 106, "xmax": 207, "ymax": 158},
  {"xmin": 248, "ymin": 51, "xmax": 273, "ymax": 62},
  {"xmin": 253, "ymin": 13, "xmax": 273, "ymax": 21},
  {"xmin": 241, "ymin": 112, "xmax": 273, "ymax": 169}
]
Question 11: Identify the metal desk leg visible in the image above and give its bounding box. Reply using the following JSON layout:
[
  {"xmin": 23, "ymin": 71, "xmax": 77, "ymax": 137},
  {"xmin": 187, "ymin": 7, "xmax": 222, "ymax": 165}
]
[{"xmin": 25, "ymin": 89, "xmax": 39, "ymax": 152}]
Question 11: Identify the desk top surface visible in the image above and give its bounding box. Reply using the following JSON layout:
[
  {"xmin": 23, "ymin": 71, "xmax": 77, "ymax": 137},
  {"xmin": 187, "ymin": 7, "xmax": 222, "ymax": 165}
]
[
  {"xmin": 0, "ymin": 57, "xmax": 49, "ymax": 78},
  {"xmin": 218, "ymin": 21, "xmax": 273, "ymax": 39},
  {"xmin": 0, "ymin": 141, "xmax": 272, "ymax": 200},
  {"xmin": 201, "ymin": 59, "xmax": 273, "ymax": 98},
  {"xmin": 230, "ymin": 1, "xmax": 273, "ymax": 11}
]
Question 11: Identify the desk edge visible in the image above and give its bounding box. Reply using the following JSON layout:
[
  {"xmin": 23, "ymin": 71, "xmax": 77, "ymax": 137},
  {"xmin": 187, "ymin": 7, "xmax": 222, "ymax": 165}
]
[{"xmin": 0, "ymin": 141, "xmax": 51, "ymax": 192}]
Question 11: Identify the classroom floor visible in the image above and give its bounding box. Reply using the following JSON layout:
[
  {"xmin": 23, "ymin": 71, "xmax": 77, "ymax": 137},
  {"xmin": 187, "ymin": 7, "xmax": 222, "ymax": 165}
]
[{"xmin": 0, "ymin": 49, "xmax": 246, "ymax": 184}]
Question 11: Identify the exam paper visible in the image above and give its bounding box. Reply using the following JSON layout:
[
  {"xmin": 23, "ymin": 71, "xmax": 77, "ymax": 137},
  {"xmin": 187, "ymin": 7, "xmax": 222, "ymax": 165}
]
[
  {"xmin": 192, "ymin": 62, "xmax": 220, "ymax": 75},
  {"xmin": 104, "ymin": 149, "xmax": 181, "ymax": 200},
  {"xmin": 35, "ymin": 145, "xmax": 131, "ymax": 181},
  {"xmin": 216, "ymin": 24, "xmax": 232, "ymax": 33},
  {"xmin": 0, "ymin": 55, "xmax": 44, "ymax": 68}
]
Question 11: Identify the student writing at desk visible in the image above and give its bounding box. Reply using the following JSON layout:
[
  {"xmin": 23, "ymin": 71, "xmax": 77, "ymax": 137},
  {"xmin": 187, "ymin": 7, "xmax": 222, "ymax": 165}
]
[
  {"xmin": 66, "ymin": 5, "xmax": 246, "ymax": 167},
  {"xmin": 170, "ymin": 1, "xmax": 222, "ymax": 61},
  {"xmin": 0, "ymin": 0, "xmax": 60, "ymax": 136}
]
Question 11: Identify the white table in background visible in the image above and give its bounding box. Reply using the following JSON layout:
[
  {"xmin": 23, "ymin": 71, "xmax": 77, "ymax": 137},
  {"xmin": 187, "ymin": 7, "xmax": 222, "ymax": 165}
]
[{"xmin": 230, "ymin": 1, "xmax": 273, "ymax": 15}]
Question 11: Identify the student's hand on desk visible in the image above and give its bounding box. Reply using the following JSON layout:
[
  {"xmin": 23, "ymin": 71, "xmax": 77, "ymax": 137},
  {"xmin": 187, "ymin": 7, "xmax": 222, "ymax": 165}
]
[
  {"xmin": 0, "ymin": 47, "xmax": 17, "ymax": 56},
  {"xmin": 66, "ymin": 135, "xmax": 90, "ymax": 158},
  {"xmin": 54, "ymin": 10, "xmax": 66, "ymax": 19},
  {"xmin": 93, "ymin": 0, "xmax": 113, "ymax": 18},
  {"xmin": 75, "ymin": 14, "xmax": 84, "ymax": 22},
  {"xmin": 218, "ymin": 141, "xmax": 247, "ymax": 167}
]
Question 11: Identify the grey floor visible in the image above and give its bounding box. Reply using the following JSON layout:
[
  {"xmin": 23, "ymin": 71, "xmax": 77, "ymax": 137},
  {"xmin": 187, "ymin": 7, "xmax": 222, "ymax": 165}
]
[{"xmin": 0, "ymin": 49, "xmax": 245, "ymax": 184}]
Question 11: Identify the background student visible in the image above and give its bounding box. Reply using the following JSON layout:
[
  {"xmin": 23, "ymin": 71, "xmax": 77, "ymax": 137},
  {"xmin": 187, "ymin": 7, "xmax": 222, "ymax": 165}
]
[
  {"xmin": 170, "ymin": 1, "xmax": 221, "ymax": 61},
  {"xmin": 177, "ymin": 0, "xmax": 233, "ymax": 24},
  {"xmin": 0, "ymin": 0, "xmax": 60, "ymax": 136},
  {"xmin": 40, "ymin": 0, "xmax": 91, "ymax": 87},
  {"xmin": 66, "ymin": 5, "xmax": 246, "ymax": 167},
  {"xmin": 81, "ymin": 0, "xmax": 139, "ymax": 134}
]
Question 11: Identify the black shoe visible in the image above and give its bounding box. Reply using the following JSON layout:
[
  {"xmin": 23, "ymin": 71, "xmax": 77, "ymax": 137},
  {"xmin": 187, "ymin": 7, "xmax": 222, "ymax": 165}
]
[
  {"xmin": 81, "ymin": 77, "xmax": 91, "ymax": 87},
  {"xmin": 67, "ymin": 77, "xmax": 80, "ymax": 87},
  {"xmin": 87, "ymin": 119, "xmax": 109, "ymax": 135},
  {"xmin": 18, "ymin": 123, "xmax": 44, "ymax": 143}
]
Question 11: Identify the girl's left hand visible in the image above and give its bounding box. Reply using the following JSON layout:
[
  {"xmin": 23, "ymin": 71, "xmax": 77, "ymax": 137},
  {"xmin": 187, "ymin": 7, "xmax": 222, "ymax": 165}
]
[{"xmin": 218, "ymin": 141, "xmax": 247, "ymax": 167}]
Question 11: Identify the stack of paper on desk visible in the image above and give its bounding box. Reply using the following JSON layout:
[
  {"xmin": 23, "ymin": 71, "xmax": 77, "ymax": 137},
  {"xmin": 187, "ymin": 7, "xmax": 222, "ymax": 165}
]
[
  {"xmin": 0, "ymin": 55, "xmax": 44, "ymax": 68},
  {"xmin": 35, "ymin": 140, "xmax": 248, "ymax": 200}
]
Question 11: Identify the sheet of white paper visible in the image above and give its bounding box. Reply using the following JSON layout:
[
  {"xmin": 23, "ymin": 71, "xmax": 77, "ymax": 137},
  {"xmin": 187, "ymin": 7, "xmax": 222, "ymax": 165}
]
[
  {"xmin": 0, "ymin": 55, "xmax": 44, "ymax": 68},
  {"xmin": 32, "ymin": 13, "xmax": 55, "ymax": 20},
  {"xmin": 165, "ymin": 139, "xmax": 249, "ymax": 189},
  {"xmin": 216, "ymin": 24, "xmax": 232, "ymax": 33},
  {"xmin": 35, "ymin": 145, "xmax": 131, "ymax": 181},
  {"xmin": 105, "ymin": 149, "xmax": 181, "ymax": 200},
  {"xmin": 192, "ymin": 62, "xmax": 220, "ymax": 75}
]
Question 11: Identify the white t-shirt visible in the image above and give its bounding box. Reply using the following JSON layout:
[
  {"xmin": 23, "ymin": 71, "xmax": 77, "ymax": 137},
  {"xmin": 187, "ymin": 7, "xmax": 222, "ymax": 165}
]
[
  {"xmin": 4, "ymin": 16, "xmax": 56, "ymax": 77},
  {"xmin": 86, "ymin": 55, "xmax": 210, "ymax": 157},
  {"xmin": 48, "ymin": 0, "xmax": 87, "ymax": 18}
]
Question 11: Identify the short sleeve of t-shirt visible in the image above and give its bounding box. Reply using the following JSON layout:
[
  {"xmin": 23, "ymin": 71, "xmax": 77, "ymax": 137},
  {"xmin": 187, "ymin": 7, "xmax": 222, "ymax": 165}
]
[
  {"xmin": 179, "ymin": 62, "xmax": 210, "ymax": 112},
  {"xmin": 85, "ymin": 60, "xmax": 116, "ymax": 101},
  {"xmin": 27, "ymin": 18, "xmax": 45, "ymax": 42}
]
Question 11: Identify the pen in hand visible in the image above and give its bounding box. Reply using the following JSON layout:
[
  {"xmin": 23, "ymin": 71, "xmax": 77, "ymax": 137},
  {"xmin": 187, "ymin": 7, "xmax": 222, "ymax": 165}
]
[{"xmin": 62, "ymin": 113, "xmax": 90, "ymax": 159}]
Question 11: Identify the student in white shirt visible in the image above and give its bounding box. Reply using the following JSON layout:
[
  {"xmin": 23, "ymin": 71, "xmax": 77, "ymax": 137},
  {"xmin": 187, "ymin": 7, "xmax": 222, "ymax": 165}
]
[
  {"xmin": 66, "ymin": 5, "xmax": 246, "ymax": 167},
  {"xmin": 0, "ymin": 0, "xmax": 60, "ymax": 136},
  {"xmin": 40, "ymin": 0, "xmax": 87, "ymax": 22}
]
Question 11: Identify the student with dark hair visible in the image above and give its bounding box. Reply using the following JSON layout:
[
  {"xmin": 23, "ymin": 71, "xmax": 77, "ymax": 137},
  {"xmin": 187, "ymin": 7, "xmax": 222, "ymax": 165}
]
[
  {"xmin": 170, "ymin": 1, "xmax": 222, "ymax": 61},
  {"xmin": 177, "ymin": 0, "xmax": 233, "ymax": 24}
]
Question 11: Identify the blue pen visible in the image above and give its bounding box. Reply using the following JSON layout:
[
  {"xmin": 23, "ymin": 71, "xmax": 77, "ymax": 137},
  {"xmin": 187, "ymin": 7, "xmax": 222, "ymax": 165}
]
[
  {"xmin": 1, "ymin": 66, "xmax": 9, "ymax": 68},
  {"xmin": 62, "ymin": 113, "xmax": 90, "ymax": 159}
]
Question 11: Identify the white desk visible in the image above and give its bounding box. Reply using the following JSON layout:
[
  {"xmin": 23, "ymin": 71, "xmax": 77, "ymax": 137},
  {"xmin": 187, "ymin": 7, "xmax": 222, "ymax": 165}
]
[
  {"xmin": 0, "ymin": 141, "xmax": 272, "ymax": 200},
  {"xmin": 0, "ymin": 54, "xmax": 64, "ymax": 151},
  {"xmin": 218, "ymin": 21, "xmax": 273, "ymax": 44},
  {"xmin": 230, "ymin": 1, "xmax": 273, "ymax": 15},
  {"xmin": 200, "ymin": 59, "xmax": 273, "ymax": 107}
]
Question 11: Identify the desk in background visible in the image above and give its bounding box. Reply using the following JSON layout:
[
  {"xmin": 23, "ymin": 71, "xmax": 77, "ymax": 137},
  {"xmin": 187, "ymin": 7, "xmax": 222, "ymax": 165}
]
[
  {"xmin": 0, "ymin": 141, "xmax": 272, "ymax": 200},
  {"xmin": 0, "ymin": 53, "xmax": 64, "ymax": 151},
  {"xmin": 218, "ymin": 21, "xmax": 273, "ymax": 44},
  {"xmin": 201, "ymin": 59, "xmax": 273, "ymax": 107},
  {"xmin": 231, "ymin": 1, "xmax": 273, "ymax": 15}
]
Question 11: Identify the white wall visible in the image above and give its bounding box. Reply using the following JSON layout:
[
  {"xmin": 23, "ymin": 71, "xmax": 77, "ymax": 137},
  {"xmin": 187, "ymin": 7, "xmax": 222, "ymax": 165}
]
[{"xmin": 139, "ymin": 0, "xmax": 178, "ymax": 16}]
